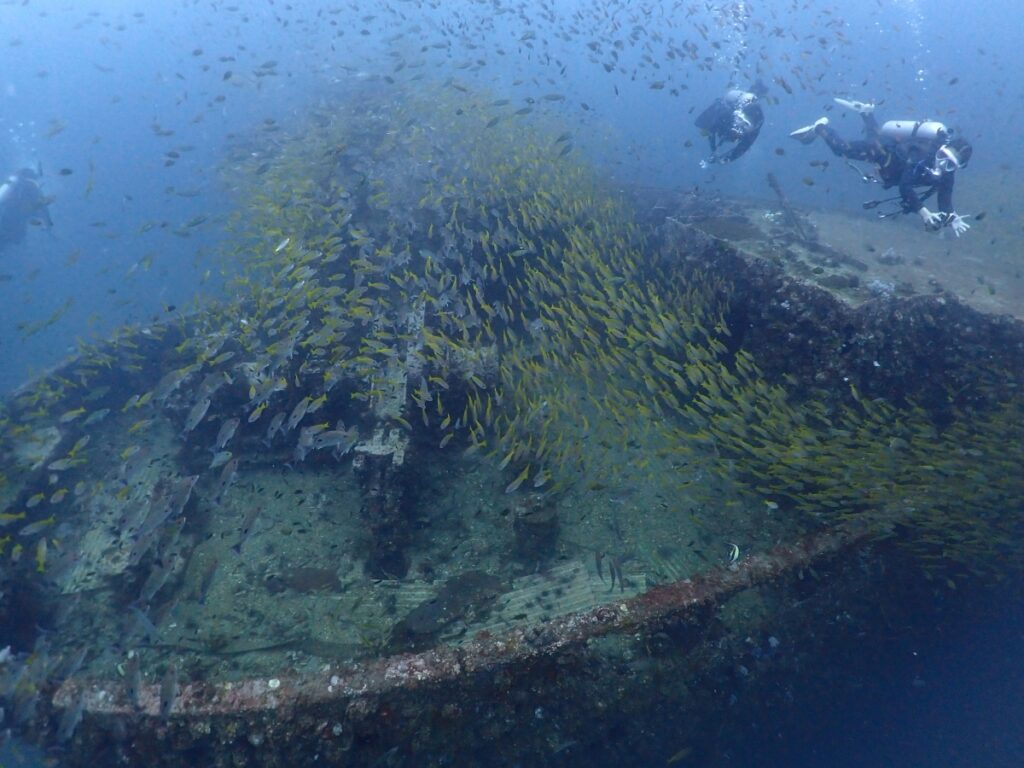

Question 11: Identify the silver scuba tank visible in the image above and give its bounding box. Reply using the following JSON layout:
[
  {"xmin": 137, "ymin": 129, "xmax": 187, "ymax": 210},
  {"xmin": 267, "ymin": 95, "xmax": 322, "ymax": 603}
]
[
  {"xmin": 725, "ymin": 89, "xmax": 755, "ymax": 106},
  {"xmin": 879, "ymin": 120, "xmax": 948, "ymax": 146}
]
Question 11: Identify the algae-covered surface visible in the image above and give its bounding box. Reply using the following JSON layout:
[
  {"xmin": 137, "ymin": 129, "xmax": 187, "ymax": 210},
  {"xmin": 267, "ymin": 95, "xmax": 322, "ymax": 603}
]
[
  {"xmin": 0, "ymin": 82, "xmax": 772, "ymax": 693},
  {"xmin": 1, "ymin": 82, "xmax": 1022, "ymax": 742},
  {"xmin": 11, "ymin": 364, "xmax": 768, "ymax": 686},
  {"xmin": 678, "ymin": 194, "xmax": 1024, "ymax": 318},
  {"xmin": 808, "ymin": 205, "xmax": 1024, "ymax": 317}
]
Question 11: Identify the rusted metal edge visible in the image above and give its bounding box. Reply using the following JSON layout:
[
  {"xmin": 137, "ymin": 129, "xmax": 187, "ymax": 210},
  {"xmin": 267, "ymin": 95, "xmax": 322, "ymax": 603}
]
[{"xmin": 51, "ymin": 521, "xmax": 871, "ymax": 726}]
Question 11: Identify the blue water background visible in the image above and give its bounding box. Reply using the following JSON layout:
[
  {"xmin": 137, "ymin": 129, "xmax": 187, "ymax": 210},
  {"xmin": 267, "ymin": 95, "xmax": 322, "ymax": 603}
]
[{"xmin": 2, "ymin": 0, "xmax": 1020, "ymax": 394}]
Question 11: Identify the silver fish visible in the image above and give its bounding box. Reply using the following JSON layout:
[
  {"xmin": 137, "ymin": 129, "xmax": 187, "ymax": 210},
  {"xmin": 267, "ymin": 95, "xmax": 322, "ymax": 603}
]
[
  {"xmin": 169, "ymin": 474, "xmax": 199, "ymax": 512},
  {"xmin": 286, "ymin": 396, "xmax": 311, "ymax": 431},
  {"xmin": 232, "ymin": 506, "xmax": 262, "ymax": 554},
  {"xmin": 213, "ymin": 457, "xmax": 240, "ymax": 503},
  {"xmin": 195, "ymin": 558, "xmax": 220, "ymax": 604},
  {"xmin": 311, "ymin": 427, "xmax": 359, "ymax": 456},
  {"xmin": 249, "ymin": 375, "xmax": 286, "ymax": 406},
  {"xmin": 57, "ymin": 691, "xmax": 86, "ymax": 743},
  {"xmin": 82, "ymin": 408, "xmax": 110, "ymax": 426},
  {"xmin": 138, "ymin": 561, "xmax": 172, "ymax": 604},
  {"xmin": 128, "ymin": 605, "xmax": 160, "ymax": 642},
  {"xmin": 264, "ymin": 411, "xmax": 286, "ymax": 445},
  {"xmin": 18, "ymin": 516, "xmax": 56, "ymax": 538},
  {"xmin": 124, "ymin": 653, "xmax": 142, "ymax": 709},
  {"xmin": 119, "ymin": 444, "xmax": 152, "ymax": 480},
  {"xmin": 136, "ymin": 475, "xmax": 198, "ymax": 540},
  {"xmin": 209, "ymin": 450, "xmax": 233, "ymax": 469},
  {"xmin": 133, "ymin": 532, "xmax": 174, "ymax": 571},
  {"xmin": 293, "ymin": 424, "xmax": 326, "ymax": 463},
  {"xmin": 159, "ymin": 664, "xmax": 178, "ymax": 720},
  {"xmin": 121, "ymin": 486, "xmax": 154, "ymax": 532},
  {"xmin": 196, "ymin": 370, "xmax": 231, "ymax": 401},
  {"xmin": 153, "ymin": 365, "xmax": 197, "ymax": 403},
  {"xmin": 212, "ymin": 417, "xmax": 240, "ymax": 451},
  {"xmin": 181, "ymin": 397, "xmax": 211, "ymax": 437}
]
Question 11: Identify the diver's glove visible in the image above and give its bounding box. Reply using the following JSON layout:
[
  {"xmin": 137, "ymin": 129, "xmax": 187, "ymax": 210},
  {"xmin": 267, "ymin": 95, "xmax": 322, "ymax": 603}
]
[
  {"xmin": 699, "ymin": 157, "xmax": 717, "ymax": 169},
  {"xmin": 918, "ymin": 206, "xmax": 945, "ymax": 231},
  {"xmin": 947, "ymin": 213, "xmax": 971, "ymax": 237}
]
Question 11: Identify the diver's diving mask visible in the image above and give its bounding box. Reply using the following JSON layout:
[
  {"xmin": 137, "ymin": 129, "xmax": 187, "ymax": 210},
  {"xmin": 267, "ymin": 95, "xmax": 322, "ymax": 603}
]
[{"xmin": 935, "ymin": 145, "xmax": 962, "ymax": 174}]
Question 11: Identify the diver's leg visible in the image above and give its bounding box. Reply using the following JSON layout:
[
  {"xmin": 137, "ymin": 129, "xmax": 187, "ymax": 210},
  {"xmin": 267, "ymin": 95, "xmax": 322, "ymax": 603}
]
[
  {"xmin": 819, "ymin": 128, "xmax": 886, "ymax": 164},
  {"xmin": 860, "ymin": 113, "xmax": 880, "ymax": 138}
]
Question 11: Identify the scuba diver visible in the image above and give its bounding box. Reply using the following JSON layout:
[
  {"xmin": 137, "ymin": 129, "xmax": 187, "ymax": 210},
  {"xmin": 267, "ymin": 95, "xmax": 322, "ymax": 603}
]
[
  {"xmin": 789, "ymin": 98, "xmax": 972, "ymax": 236},
  {"xmin": 0, "ymin": 166, "xmax": 53, "ymax": 251},
  {"xmin": 694, "ymin": 80, "xmax": 769, "ymax": 167}
]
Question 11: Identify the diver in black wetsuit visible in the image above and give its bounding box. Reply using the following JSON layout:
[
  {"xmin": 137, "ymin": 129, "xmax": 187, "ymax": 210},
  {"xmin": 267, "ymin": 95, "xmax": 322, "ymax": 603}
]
[
  {"xmin": 694, "ymin": 80, "xmax": 769, "ymax": 167},
  {"xmin": 0, "ymin": 167, "xmax": 53, "ymax": 251},
  {"xmin": 789, "ymin": 99, "xmax": 972, "ymax": 236}
]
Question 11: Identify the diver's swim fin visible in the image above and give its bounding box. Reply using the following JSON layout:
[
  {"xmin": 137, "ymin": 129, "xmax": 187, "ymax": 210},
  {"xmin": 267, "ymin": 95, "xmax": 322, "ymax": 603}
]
[
  {"xmin": 833, "ymin": 97, "xmax": 875, "ymax": 114},
  {"xmin": 789, "ymin": 117, "xmax": 828, "ymax": 144}
]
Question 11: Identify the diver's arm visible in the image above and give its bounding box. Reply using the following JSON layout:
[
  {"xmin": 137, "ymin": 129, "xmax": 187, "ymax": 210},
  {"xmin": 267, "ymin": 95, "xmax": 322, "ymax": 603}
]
[
  {"xmin": 27, "ymin": 182, "xmax": 53, "ymax": 228},
  {"xmin": 898, "ymin": 166, "xmax": 924, "ymax": 214},
  {"xmin": 935, "ymin": 174, "xmax": 970, "ymax": 235},
  {"xmin": 719, "ymin": 105, "xmax": 764, "ymax": 163},
  {"xmin": 901, "ymin": 170, "xmax": 943, "ymax": 228},
  {"xmin": 717, "ymin": 127, "xmax": 759, "ymax": 163},
  {"xmin": 936, "ymin": 173, "xmax": 954, "ymax": 214}
]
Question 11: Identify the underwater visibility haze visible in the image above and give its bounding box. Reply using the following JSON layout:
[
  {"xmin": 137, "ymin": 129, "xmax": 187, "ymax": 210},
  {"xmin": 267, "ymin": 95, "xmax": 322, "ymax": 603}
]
[{"xmin": 1, "ymin": 1, "xmax": 1023, "ymax": 766}]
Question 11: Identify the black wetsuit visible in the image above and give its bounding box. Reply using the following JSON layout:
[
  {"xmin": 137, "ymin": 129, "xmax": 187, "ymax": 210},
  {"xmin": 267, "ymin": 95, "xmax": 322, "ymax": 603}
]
[
  {"xmin": 694, "ymin": 93, "xmax": 764, "ymax": 163},
  {"xmin": 818, "ymin": 114, "xmax": 954, "ymax": 215},
  {"xmin": 0, "ymin": 170, "xmax": 52, "ymax": 251}
]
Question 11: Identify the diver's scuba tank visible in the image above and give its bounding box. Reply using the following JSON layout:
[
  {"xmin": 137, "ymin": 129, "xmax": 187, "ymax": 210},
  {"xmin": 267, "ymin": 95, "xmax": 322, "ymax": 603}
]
[
  {"xmin": 0, "ymin": 177, "xmax": 15, "ymax": 205},
  {"xmin": 879, "ymin": 120, "xmax": 949, "ymax": 147},
  {"xmin": 725, "ymin": 89, "xmax": 756, "ymax": 106}
]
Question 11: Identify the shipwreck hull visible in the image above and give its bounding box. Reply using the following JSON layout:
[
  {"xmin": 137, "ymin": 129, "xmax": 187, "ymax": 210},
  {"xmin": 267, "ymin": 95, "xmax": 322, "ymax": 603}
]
[
  {"xmin": 13, "ymin": 201, "xmax": 1021, "ymax": 765},
  {"xmin": 48, "ymin": 522, "xmax": 871, "ymax": 767}
]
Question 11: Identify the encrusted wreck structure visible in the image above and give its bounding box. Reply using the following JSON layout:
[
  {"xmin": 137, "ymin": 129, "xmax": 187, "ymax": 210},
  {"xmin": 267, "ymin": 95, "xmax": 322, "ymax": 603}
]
[{"xmin": 2, "ymin": 82, "xmax": 1021, "ymax": 765}]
